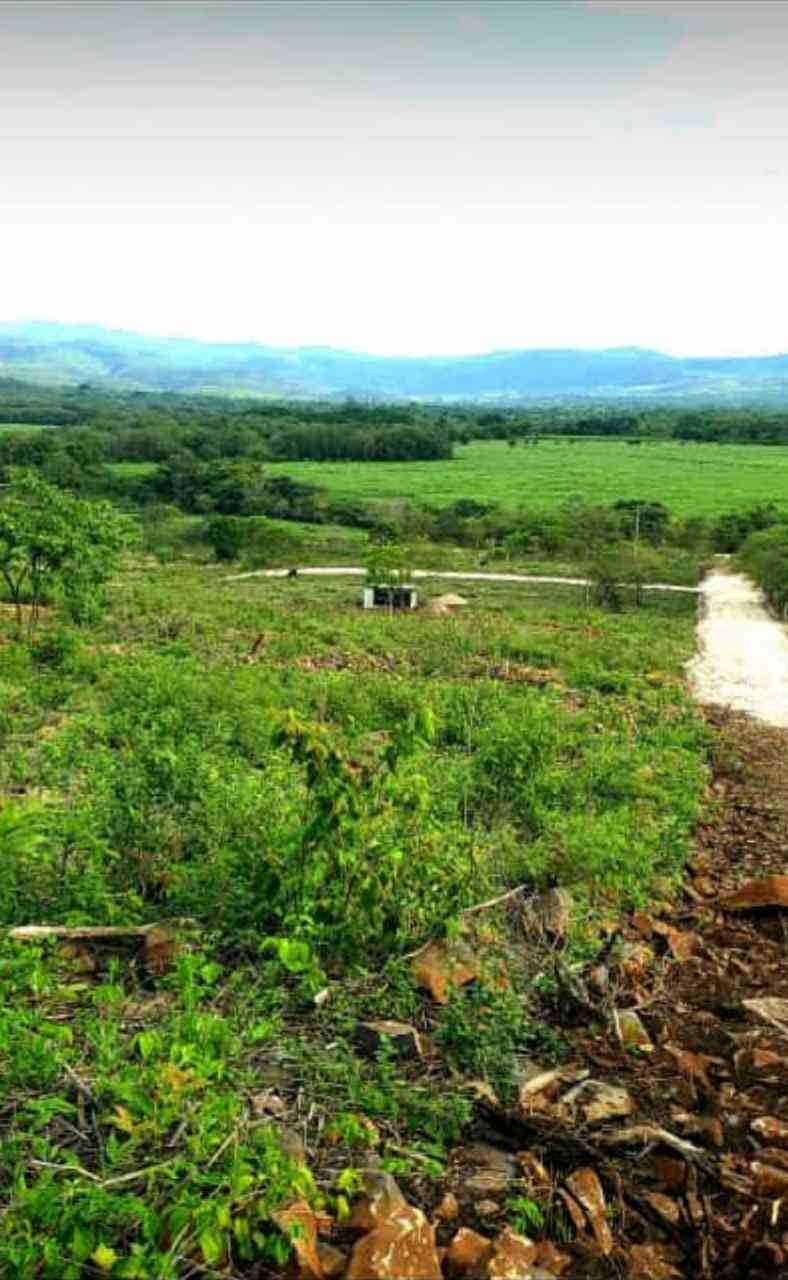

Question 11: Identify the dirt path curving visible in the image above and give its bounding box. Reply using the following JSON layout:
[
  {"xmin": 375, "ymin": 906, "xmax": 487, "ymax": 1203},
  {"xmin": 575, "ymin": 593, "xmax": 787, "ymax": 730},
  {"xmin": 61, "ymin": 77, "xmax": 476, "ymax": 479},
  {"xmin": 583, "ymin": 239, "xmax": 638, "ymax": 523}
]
[{"xmin": 689, "ymin": 571, "xmax": 788, "ymax": 727}]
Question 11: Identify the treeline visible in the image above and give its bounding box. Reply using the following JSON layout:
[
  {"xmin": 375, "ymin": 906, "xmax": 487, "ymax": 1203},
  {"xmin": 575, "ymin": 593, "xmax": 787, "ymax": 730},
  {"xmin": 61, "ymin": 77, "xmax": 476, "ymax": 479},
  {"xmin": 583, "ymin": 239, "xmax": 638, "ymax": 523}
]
[
  {"xmin": 0, "ymin": 380, "xmax": 455, "ymax": 464},
  {"xmin": 267, "ymin": 420, "xmax": 452, "ymax": 461},
  {"xmin": 6, "ymin": 377, "xmax": 788, "ymax": 459}
]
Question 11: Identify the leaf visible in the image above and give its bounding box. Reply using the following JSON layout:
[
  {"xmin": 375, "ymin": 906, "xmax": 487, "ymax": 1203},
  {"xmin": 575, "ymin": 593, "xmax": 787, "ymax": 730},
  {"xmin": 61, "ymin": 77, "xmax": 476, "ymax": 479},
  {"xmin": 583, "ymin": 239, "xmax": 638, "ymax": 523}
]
[
  {"xmin": 91, "ymin": 1244, "xmax": 119, "ymax": 1273},
  {"xmin": 199, "ymin": 1228, "xmax": 224, "ymax": 1266},
  {"xmin": 71, "ymin": 1226, "xmax": 94, "ymax": 1261}
]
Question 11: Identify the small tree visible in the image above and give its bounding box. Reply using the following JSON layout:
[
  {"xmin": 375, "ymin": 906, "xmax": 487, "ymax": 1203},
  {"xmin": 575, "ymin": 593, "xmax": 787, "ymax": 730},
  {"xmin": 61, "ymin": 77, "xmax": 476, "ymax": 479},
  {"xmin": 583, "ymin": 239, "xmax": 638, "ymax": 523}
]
[
  {"xmin": 364, "ymin": 540, "xmax": 414, "ymax": 587},
  {"xmin": 205, "ymin": 515, "xmax": 246, "ymax": 562},
  {"xmin": 0, "ymin": 470, "xmax": 137, "ymax": 634}
]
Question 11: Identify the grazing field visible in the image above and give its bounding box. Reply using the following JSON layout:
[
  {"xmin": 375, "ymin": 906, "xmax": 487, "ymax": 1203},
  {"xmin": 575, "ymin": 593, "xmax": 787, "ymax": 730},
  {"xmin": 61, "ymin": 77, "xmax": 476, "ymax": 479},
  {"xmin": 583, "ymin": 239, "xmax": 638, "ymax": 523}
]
[
  {"xmin": 267, "ymin": 439, "xmax": 788, "ymax": 515},
  {"xmin": 0, "ymin": 422, "xmax": 51, "ymax": 433},
  {"xmin": 0, "ymin": 560, "xmax": 708, "ymax": 1276}
]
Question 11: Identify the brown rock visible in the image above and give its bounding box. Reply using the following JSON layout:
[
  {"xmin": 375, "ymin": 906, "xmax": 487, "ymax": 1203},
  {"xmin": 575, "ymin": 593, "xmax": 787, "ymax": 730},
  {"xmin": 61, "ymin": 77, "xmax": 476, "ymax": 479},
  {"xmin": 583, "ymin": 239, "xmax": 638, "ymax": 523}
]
[
  {"xmin": 412, "ymin": 940, "xmax": 478, "ymax": 1004},
  {"xmin": 348, "ymin": 1171, "xmax": 407, "ymax": 1231},
  {"xmin": 346, "ymin": 1206, "xmax": 442, "ymax": 1280},
  {"xmin": 646, "ymin": 1193, "xmax": 681, "ymax": 1225},
  {"xmin": 445, "ymin": 1229, "xmax": 491, "ymax": 1278},
  {"xmin": 627, "ymin": 1244, "xmax": 682, "ymax": 1279},
  {"xmin": 463, "ymin": 1143, "xmax": 517, "ymax": 1195},
  {"xmin": 526, "ymin": 888, "xmax": 572, "ymax": 941},
  {"xmin": 316, "ymin": 1244, "xmax": 346, "ymax": 1279},
  {"xmin": 355, "ymin": 1020, "xmax": 423, "ymax": 1060},
  {"xmin": 273, "ymin": 1200, "xmax": 323, "ymax": 1280},
  {"xmin": 517, "ymin": 1152, "xmax": 552, "ymax": 1189},
  {"xmin": 720, "ymin": 875, "xmax": 788, "ymax": 910},
  {"xmin": 631, "ymin": 910, "xmax": 655, "ymax": 937},
  {"xmin": 674, "ymin": 1111, "xmax": 724, "ymax": 1148},
  {"xmin": 466, "ymin": 1169, "xmax": 511, "ymax": 1197},
  {"xmin": 556, "ymin": 1190, "xmax": 587, "ymax": 1234},
  {"xmin": 752, "ymin": 1161, "xmax": 788, "ymax": 1195},
  {"xmin": 744, "ymin": 997, "xmax": 788, "ymax": 1032},
  {"xmin": 692, "ymin": 876, "xmax": 716, "ymax": 897},
  {"xmin": 477, "ymin": 1228, "xmax": 538, "ymax": 1278},
  {"xmin": 563, "ymin": 1168, "xmax": 612, "ymax": 1255},
  {"xmin": 143, "ymin": 925, "xmax": 178, "ymax": 975},
  {"xmin": 652, "ymin": 922, "xmax": 697, "ymax": 962},
  {"xmin": 753, "ymin": 1115, "xmax": 788, "ymax": 1144},
  {"xmin": 616, "ymin": 1009, "xmax": 653, "ymax": 1052},
  {"xmin": 518, "ymin": 1064, "xmax": 588, "ymax": 1107},
  {"xmin": 664, "ymin": 1045, "xmax": 718, "ymax": 1096},
  {"xmin": 533, "ymin": 1240, "xmax": 572, "ymax": 1275},
  {"xmin": 752, "ymin": 1048, "xmax": 781, "ymax": 1070},
  {"xmin": 618, "ymin": 941, "xmax": 653, "ymax": 979},
  {"xmin": 476, "ymin": 1200, "xmax": 500, "ymax": 1218},
  {"xmin": 563, "ymin": 1080, "xmax": 634, "ymax": 1125},
  {"xmin": 251, "ymin": 1089, "xmax": 287, "ymax": 1118},
  {"xmin": 434, "ymin": 1192, "xmax": 459, "ymax": 1222}
]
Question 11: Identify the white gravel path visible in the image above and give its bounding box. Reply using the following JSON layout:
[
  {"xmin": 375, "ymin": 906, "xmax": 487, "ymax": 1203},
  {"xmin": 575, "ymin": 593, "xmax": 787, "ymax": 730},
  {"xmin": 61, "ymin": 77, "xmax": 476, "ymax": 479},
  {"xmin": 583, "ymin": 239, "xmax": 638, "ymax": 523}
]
[
  {"xmin": 689, "ymin": 572, "xmax": 788, "ymax": 727},
  {"xmin": 225, "ymin": 566, "xmax": 699, "ymax": 593}
]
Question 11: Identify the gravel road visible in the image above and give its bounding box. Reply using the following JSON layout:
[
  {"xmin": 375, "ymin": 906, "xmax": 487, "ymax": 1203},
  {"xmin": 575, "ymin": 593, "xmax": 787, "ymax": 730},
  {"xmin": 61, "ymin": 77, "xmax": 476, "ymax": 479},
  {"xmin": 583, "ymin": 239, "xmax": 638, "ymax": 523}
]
[{"xmin": 689, "ymin": 571, "xmax": 788, "ymax": 727}]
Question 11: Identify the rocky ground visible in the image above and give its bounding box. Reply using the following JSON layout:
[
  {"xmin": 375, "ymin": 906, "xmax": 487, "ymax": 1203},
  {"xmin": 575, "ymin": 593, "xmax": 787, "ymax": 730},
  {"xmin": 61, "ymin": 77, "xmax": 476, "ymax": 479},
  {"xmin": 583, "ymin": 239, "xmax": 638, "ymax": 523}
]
[{"xmin": 278, "ymin": 708, "xmax": 788, "ymax": 1280}]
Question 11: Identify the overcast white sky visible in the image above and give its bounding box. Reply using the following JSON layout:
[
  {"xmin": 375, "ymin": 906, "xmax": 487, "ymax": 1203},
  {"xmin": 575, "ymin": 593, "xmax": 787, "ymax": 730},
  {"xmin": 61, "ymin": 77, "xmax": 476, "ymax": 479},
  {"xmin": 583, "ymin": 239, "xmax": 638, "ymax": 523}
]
[{"xmin": 2, "ymin": 0, "xmax": 787, "ymax": 356}]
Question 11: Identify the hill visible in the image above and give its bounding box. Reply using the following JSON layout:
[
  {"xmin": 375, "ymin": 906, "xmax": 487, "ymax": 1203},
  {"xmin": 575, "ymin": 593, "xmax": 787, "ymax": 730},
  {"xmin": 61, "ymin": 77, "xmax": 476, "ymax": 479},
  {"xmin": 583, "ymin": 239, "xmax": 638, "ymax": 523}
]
[{"xmin": 2, "ymin": 321, "xmax": 788, "ymax": 402}]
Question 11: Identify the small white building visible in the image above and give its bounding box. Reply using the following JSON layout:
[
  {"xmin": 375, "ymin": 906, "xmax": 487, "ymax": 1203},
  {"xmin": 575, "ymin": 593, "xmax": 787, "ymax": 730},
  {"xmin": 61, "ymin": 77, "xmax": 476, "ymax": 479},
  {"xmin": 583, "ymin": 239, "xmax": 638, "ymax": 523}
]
[{"xmin": 362, "ymin": 584, "xmax": 418, "ymax": 610}]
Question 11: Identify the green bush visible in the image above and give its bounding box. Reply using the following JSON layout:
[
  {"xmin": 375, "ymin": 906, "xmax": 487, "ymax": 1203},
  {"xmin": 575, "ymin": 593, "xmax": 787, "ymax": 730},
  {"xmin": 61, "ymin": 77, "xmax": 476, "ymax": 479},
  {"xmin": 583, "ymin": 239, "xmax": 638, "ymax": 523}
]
[{"xmin": 739, "ymin": 523, "xmax": 788, "ymax": 613}]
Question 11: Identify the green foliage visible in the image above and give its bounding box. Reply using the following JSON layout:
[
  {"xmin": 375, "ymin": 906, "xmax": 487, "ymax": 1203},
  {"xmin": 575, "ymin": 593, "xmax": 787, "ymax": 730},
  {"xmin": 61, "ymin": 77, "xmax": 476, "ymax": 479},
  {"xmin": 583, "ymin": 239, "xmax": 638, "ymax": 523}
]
[
  {"xmin": 506, "ymin": 1195, "xmax": 546, "ymax": 1234},
  {"xmin": 0, "ymin": 470, "xmax": 137, "ymax": 633},
  {"xmin": 268, "ymin": 704, "xmax": 451, "ymax": 959},
  {"xmin": 0, "ymin": 555, "xmax": 711, "ymax": 1269},
  {"xmin": 364, "ymin": 540, "xmax": 415, "ymax": 586},
  {"xmin": 0, "ymin": 943, "xmax": 320, "ymax": 1279},
  {"xmin": 738, "ymin": 523, "xmax": 788, "ymax": 612},
  {"xmin": 204, "ymin": 514, "xmax": 246, "ymax": 561},
  {"xmin": 435, "ymin": 985, "xmax": 565, "ymax": 1096}
]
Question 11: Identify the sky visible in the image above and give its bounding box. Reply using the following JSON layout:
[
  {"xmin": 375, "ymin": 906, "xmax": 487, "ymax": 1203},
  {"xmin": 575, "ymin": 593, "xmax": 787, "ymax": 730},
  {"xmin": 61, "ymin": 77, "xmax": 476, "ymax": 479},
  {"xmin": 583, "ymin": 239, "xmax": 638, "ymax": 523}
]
[{"xmin": 2, "ymin": 0, "xmax": 787, "ymax": 356}]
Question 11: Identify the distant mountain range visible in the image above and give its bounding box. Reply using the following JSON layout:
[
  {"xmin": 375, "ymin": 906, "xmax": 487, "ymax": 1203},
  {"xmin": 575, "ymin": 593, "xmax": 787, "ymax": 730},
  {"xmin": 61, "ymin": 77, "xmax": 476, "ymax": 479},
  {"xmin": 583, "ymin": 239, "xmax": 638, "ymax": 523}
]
[{"xmin": 2, "ymin": 321, "xmax": 788, "ymax": 403}]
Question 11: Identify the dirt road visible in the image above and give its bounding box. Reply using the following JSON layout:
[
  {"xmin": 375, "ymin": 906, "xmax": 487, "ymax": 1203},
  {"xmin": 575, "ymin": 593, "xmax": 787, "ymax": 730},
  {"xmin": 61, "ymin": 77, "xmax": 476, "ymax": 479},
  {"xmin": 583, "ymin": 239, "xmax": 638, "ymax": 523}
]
[{"xmin": 689, "ymin": 571, "xmax": 788, "ymax": 727}]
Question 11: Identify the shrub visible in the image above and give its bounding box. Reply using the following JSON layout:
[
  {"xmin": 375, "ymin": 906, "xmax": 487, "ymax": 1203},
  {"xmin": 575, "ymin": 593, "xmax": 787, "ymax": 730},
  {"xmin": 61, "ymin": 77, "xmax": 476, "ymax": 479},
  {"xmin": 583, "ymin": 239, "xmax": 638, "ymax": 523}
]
[{"xmin": 739, "ymin": 523, "xmax": 788, "ymax": 613}]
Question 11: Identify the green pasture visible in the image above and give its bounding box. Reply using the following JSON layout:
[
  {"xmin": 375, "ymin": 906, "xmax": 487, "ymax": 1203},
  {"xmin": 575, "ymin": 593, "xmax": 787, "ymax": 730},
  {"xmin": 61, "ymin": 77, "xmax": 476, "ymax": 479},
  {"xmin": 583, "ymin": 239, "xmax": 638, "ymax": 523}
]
[
  {"xmin": 0, "ymin": 423, "xmax": 50, "ymax": 434},
  {"xmin": 267, "ymin": 439, "xmax": 788, "ymax": 515}
]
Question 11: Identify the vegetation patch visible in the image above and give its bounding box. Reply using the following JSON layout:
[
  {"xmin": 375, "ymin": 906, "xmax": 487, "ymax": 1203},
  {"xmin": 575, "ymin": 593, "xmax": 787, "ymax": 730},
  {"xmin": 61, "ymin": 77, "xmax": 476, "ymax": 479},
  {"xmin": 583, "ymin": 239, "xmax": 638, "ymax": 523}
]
[{"xmin": 0, "ymin": 541, "xmax": 710, "ymax": 1275}]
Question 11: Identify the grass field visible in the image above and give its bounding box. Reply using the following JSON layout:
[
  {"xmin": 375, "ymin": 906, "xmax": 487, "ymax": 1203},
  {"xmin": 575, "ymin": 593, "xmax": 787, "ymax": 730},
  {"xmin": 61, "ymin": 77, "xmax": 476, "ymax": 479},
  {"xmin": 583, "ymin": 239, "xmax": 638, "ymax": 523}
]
[
  {"xmin": 0, "ymin": 561, "xmax": 708, "ymax": 1275},
  {"xmin": 0, "ymin": 423, "xmax": 51, "ymax": 433},
  {"xmin": 265, "ymin": 439, "xmax": 788, "ymax": 515}
]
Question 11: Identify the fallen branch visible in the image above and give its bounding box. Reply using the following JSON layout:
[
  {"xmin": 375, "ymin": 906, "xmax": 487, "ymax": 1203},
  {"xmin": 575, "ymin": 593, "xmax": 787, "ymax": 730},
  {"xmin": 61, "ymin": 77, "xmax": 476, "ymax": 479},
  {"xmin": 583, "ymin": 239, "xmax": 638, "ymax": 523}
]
[
  {"xmin": 7, "ymin": 921, "xmax": 194, "ymax": 975},
  {"xmin": 460, "ymin": 883, "xmax": 532, "ymax": 917},
  {"xmin": 597, "ymin": 1125, "xmax": 712, "ymax": 1167},
  {"xmin": 29, "ymin": 1160, "xmax": 101, "ymax": 1183},
  {"xmin": 9, "ymin": 925, "xmax": 157, "ymax": 942}
]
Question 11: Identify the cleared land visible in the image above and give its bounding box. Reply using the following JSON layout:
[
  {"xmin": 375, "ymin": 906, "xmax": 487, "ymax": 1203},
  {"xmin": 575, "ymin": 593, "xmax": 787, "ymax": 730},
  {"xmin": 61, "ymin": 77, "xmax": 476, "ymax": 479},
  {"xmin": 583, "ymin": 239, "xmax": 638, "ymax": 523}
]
[{"xmin": 265, "ymin": 439, "xmax": 788, "ymax": 514}]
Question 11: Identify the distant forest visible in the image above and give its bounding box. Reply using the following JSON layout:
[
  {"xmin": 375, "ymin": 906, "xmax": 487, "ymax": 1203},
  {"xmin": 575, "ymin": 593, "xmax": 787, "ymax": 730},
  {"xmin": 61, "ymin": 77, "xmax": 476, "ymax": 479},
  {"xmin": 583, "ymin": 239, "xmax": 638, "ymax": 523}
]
[
  {"xmin": 3, "ymin": 376, "xmax": 788, "ymax": 464},
  {"xmin": 2, "ymin": 377, "xmax": 787, "ymax": 558}
]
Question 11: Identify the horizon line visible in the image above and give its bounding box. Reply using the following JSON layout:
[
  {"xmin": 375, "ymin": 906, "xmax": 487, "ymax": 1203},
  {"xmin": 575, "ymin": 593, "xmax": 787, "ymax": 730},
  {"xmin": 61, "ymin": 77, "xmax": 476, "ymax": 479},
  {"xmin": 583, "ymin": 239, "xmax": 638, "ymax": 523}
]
[{"xmin": 1, "ymin": 317, "xmax": 788, "ymax": 364}]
